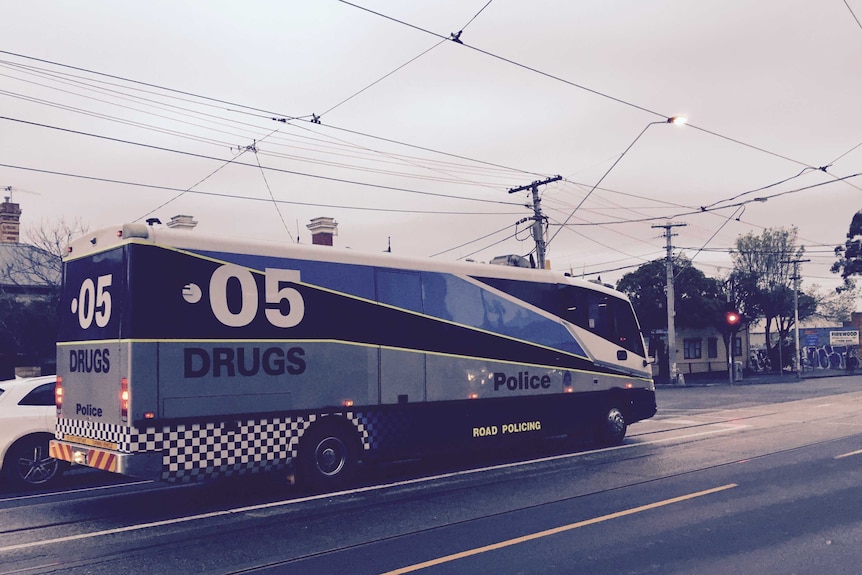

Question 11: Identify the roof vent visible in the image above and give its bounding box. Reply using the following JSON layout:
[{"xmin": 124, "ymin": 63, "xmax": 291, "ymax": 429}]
[
  {"xmin": 490, "ymin": 254, "xmax": 533, "ymax": 268},
  {"xmin": 167, "ymin": 215, "xmax": 198, "ymax": 230}
]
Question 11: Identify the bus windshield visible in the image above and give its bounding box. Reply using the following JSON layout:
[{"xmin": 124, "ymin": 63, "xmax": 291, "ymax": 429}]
[{"xmin": 557, "ymin": 285, "xmax": 645, "ymax": 356}]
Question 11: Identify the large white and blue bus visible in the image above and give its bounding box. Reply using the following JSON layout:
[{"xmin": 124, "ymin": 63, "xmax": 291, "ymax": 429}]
[{"xmin": 50, "ymin": 222, "xmax": 656, "ymax": 489}]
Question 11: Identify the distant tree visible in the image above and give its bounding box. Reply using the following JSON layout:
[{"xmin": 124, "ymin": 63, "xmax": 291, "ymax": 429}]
[
  {"xmin": 731, "ymin": 227, "xmax": 810, "ymax": 371},
  {"xmin": 809, "ymin": 283, "xmax": 859, "ymax": 323},
  {"xmin": 617, "ymin": 255, "xmax": 723, "ymax": 377},
  {"xmin": 4, "ymin": 216, "xmax": 87, "ymax": 288},
  {"xmin": 831, "ymin": 210, "xmax": 862, "ymax": 292}
]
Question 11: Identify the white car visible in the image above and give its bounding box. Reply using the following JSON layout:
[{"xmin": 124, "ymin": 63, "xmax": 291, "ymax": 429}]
[{"xmin": 0, "ymin": 375, "xmax": 65, "ymax": 489}]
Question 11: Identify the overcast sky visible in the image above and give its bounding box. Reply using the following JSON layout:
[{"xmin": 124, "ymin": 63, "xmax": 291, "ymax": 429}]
[{"xmin": 2, "ymin": 1, "xmax": 862, "ymax": 302}]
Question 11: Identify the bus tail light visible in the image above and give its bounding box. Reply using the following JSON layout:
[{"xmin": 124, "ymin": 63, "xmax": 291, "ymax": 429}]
[
  {"xmin": 55, "ymin": 376, "xmax": 64, "ymax": 416},
  {"xmin": 120, "ymin": 378, "xmax": 129, "ymax": 422}
]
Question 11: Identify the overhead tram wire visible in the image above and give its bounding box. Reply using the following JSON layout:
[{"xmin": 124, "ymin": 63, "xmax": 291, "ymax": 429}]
[
  {"xmin": 336, "ymin": 0, "xmax": 661, "ymax": 117},
  {"xmin": 135, "ymin": 128, "xmax": 278, "ymax": 223},
  {"xmin": 3, "ymin": 44, "xmax": 838, "ymax": 189},
  {"xmin": 0, "ymin": 163, "xmax": 522, "ymax": 217},
  {"xmin": 548, "ymin": 172, "xmax": 862, "ymax": 227},
  {"xmin": 0, "ymin": 115, "xmax": 525, "ymax": 208},
  {"xmin": 457, "ymin": 229, "xmax": 524, "ymax": 261},
  {"xmin": 252, "ymin": 143, "xmax": 295, "ymax": 241},
  {"xmin": 430, "ymin": 221, "xmax": 519, "ymax": 258},
  {"xmin": 320, "ymin": 40, "xmax": 446, "ymax": 117},
  {"xmin": 0, "ymin": 49, "xmax": 546, "ymax": 182},
  {"xmin": 133, "ymin": 145, "xmax": 254, "ymax": 222},
  {"xmin": 337, "ymin": 2, "xmax": 829, "ymax": 170},
  {"xmin": 321, "ymin": 0, "xmax": 495, "ymax": 117},
  {"xmin": 843, "ymin": 0, "xmax": 862, "ymax": 32},
  {"xmin": 672, "ymin": 205, "xmax": 744, "ymax": 280},
  {"xmin": 1, "ymin": 64, "xmax": 529, "ymax": 187},
  {"xmin": 1, "ymin": 82, "xmax": 524, "ymax": 192}
]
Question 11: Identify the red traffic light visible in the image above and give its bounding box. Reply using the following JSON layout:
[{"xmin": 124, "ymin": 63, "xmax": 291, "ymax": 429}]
[{"xmin": 725, "ymin": 311, "xmax": 741, "ymax": 326}]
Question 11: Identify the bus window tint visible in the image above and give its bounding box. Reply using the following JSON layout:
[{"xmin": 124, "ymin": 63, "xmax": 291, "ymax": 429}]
[{"xmin": 559, "ymin": 286, "xmax": 644, "ymax": 356}]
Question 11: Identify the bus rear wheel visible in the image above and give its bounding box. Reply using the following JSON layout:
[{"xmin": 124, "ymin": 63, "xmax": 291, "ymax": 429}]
[
  {"xmin": 596, "ymin": 405, "xmax": 627, "ymax": 446},
  {"xmin": 297, "ymin": 421, "xmax": 359, "ymax": 491}
]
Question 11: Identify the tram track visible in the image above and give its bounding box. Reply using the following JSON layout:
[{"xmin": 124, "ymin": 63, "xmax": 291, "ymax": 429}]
[{"xmin": 4, "ymin": 388, "xmax": 862, "ymax": 574}]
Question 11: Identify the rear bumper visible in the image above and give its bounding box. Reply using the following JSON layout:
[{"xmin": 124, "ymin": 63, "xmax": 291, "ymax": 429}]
[{"xmin": 50, "ymin": 439, "xmax": 162, "ymax": 480}]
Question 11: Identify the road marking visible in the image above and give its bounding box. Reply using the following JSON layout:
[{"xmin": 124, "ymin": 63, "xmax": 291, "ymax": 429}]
[
  {"xmin": 0, "ymin": 427, "xmax": 745, "ymax": 553},
  {"xmin": 0, "ymin": 480, "xmax": 152, "ymax": 503},
  {"xmin": 835, "ymin": 448, "xmax": 862, "ymax": 459},
  {"xmin": 381, "ymin": 483, "xmax": 739, "ymax": 575}
]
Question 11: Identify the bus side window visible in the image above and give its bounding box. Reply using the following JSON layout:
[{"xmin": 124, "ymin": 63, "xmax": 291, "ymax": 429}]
[
  {"xmin": 557, "ymin": 285, "xmax": 588, "ymax": 330},
  {"xmin": 376, "ymin": 269, "xmax": 423, "ymax": 313}
]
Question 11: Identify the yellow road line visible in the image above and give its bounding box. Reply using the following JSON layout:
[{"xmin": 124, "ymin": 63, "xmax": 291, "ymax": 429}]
[
  {"xmin": 381, "ymin": 483, "xmax": 738, "ymax": 575},
  {"xmin": 835, "ymin": 448, "xmax": 862, "ymax": 459}
]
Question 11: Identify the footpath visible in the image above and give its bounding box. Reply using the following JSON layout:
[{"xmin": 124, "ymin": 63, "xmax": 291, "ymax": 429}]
[{"xmin": 654, "ymin": 368, "xmax": 862, "ymax": 387}]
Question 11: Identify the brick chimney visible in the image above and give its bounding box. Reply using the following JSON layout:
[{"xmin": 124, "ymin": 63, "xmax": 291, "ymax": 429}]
[
  {"xmin": 0, "ymin": 197, "xmax": 22, "ymax": 244},
  {"xmin": 306, "ymin": 217, "xmax": 338, "ymax": 246}
]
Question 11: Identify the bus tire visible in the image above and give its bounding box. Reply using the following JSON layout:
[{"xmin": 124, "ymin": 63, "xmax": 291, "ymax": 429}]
[
  {"xmin": 596, "ymin": 404, "xmax": 627, "ymax": 446},
  {"xmin": 297, "ymin": 420, "xmax": 359, "ymax": 490}
]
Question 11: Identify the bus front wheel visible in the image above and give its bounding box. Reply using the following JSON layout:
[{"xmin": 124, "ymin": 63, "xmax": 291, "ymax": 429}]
[
  {"xmin": 297, "ymin": 421, "xmax": 359, "ymax": 491},
  {"xmin": 596, "ymin": 405, "xmax": 627, "ymax": 446}
]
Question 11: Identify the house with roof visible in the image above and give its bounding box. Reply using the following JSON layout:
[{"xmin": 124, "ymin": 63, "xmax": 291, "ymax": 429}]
[{"xmin": 0, "ymin": 198, "xmax": 59, "ymax": 378}]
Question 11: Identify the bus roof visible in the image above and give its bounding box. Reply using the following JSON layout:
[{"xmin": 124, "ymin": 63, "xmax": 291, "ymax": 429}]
[{"xmin": 65, "ymin": 223, "xmax": 629, "ymax": 299}]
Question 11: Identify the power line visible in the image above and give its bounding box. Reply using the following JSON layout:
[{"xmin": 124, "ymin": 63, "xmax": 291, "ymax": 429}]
[
  {"xmin": 549, "ymin": 172, "xmax": 862, "ymax": 227},
  {"xmin": 336, "ymin": 2, "xmax": 825, "ymax": 171},
  {"xmin": 429, "ymin": 221, "xmax": 516, "ymax": 257},
  {"xmin": 1, "ymin": 64, "xmax": 532, "ymax": 188},
  {"xmin": 0, "ymin": 163, "xmax": 523, "ymax": 217},
  {"xmin": 0, "ymin": 50, "xmax": 547, "ymax": 181},
  {"xmin": 0, "ymin": 115, "xmax": 524, "ymax": 207},
  {"xmin": 843, "ymin": 0, "xmax": 862, "ymax": 32},
  {"xmin": 321, "ymin": 0, "xmax": 498, "ymax": 116}
]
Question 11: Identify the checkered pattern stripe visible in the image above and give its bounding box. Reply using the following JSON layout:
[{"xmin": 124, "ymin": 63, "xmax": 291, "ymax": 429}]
[
  {"xmin": 350, "ymin": 409, "xmax": 409, "ymax": 451},
  {"xmin": 55, "ymin": 411, "xmax": 391, "ymax": 483},
  {"xmin": 56, "ymin": 418, "xmax": 133, "ymax": 446}
]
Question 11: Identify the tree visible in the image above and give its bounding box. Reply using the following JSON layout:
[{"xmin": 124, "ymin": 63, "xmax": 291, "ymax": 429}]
[
  {"xmin": 617, "ymin": 255, "xmax": 723, "ymax": 377},
  {"xmin": 831, "ymin": 210, "xmax": 862, "ymax": 292},
  {"xmin": 809, "ymin": 283, "xmax": 859, "ymax": 323},
  {"xmin": 731, "ymin": 227, "xmax": 810, "ymax": 371},
  {"xmin": 5, "ymin": 216, "xmax": 87, "ymax": 287}
]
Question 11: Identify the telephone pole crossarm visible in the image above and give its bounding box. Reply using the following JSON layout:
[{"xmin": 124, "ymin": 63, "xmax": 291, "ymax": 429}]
[{"xmin": 507, "ymin": 175, "xmax": 562, "ymax": 270}]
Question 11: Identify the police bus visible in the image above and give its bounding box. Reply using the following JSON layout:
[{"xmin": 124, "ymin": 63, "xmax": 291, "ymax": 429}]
[{"xmin": 50, "ymin": 222, "xmax": 656, "ymax": 489}]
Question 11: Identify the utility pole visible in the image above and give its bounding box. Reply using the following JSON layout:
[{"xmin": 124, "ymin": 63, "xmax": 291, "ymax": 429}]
[
  {"xmin": 782, "ymin": 258, "xmax": 810, "ymax": 380},
  {"xmin": 508, "ymin": 175, "xmax": 561, "ymax": 269},
  {"xmin": 652, "ymin": 222, "xmax": 687, "ymax": 385}
]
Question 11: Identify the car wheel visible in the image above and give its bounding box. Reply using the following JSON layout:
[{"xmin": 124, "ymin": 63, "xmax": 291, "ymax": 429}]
[{"xmin": 5, "ymin": 435, "xmax": 63, "ymax": 489}]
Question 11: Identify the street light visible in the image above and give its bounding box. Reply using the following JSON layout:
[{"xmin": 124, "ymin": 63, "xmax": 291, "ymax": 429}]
[
  {"xmin": 547, "ymin": 116, "xmax": 687, "ymax": 248},
  {"xmin": 547, "ymin": 115, "xmax": 687, "ymax": 383}
]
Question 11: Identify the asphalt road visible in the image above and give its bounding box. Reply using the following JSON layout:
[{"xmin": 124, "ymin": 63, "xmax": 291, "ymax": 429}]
[{"xmin": 2, "ymin": 374, "xmax": 862, "ymax": 574}]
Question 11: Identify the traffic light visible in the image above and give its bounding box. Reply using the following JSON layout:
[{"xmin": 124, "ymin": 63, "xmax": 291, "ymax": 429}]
[{"xmin": 725, "ymin": 311, "xmax": 741, "ymax": 326}]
